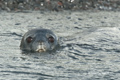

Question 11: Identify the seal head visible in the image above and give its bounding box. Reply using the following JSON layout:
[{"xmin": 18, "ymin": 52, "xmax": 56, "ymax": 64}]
[{"xmin": 20, "ymin": 29, "xmax": 58, "ymax": 52}]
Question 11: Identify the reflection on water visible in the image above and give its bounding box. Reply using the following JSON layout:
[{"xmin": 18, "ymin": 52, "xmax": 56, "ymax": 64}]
[{"xmin": 0, "ymin": 12, "xmax": 120, "ymax": 80}]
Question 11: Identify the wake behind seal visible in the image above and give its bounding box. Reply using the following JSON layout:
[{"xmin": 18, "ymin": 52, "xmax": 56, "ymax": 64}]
[{"xmin": 20, "ymin": 29, "xmax": 59, "ymax": 53}]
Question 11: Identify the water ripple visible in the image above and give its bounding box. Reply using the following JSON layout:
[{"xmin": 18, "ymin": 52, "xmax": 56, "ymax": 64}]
[
  {"xmin": 0, "ymin": 32, "xmax": 22, "ymax": 37},
  {"xmin": 1, "ymin": 70, "xmax": 54, "ymax": 77}
]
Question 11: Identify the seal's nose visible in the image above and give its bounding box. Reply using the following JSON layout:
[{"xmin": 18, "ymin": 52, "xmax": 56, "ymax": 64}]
[{"xmin": 36, "ymin": 42, "xmax": 46, "ymax": 52}]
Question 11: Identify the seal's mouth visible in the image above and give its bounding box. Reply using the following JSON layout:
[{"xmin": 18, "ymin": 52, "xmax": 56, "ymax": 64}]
[
  {"xmin": 35, "ymin": 44, "xmax": 46, "ymax": 52},
  {"xmin": 36, "ymin": 48, "xmax": 46, "ymax": 52}
]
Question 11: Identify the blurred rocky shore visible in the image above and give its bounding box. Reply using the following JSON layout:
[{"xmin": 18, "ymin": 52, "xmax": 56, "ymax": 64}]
[{"xmin": 0, "ymin": 0, "xmax": 120, "ymax": 12}]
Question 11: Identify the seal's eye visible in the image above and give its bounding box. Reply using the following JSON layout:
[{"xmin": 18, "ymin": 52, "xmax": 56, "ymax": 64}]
[
  {"xmin": 26, "ymin": 36, "xmax": 33, "ymax": 43},
  {"xmin": 48, "ymin": 36, "xmax": 54, "ymax": 43}
]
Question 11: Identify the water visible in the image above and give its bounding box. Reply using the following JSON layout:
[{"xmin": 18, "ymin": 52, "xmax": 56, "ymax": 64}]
[{"xmin": 0, "ymin": 11, "xmax": 120, "ymax": 80}]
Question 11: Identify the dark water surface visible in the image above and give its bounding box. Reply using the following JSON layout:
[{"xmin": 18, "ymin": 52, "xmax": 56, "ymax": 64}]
[{"xmin": 0, "ymin": 11, "xmax": 120, "ymax": 80}]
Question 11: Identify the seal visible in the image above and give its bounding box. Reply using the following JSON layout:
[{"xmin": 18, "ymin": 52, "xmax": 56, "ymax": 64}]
[{"xmin": 20, "ymin": 29, "xmax": 59, "ymax": 52}]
